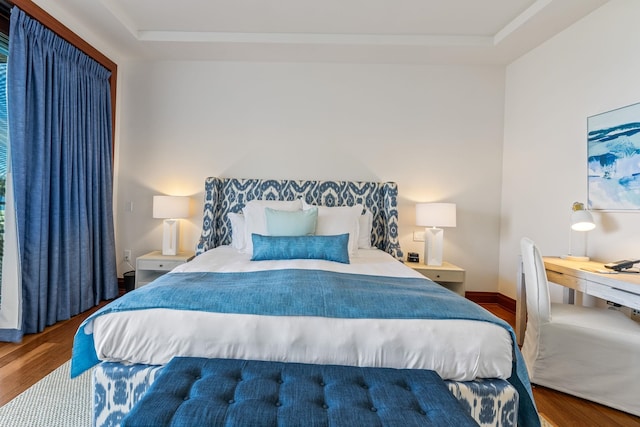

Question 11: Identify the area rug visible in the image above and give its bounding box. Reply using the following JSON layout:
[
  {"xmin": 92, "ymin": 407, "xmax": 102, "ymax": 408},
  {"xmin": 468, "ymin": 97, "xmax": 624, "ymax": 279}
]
[
  {"xmin": 540, "ymin": 413, "xmax": 557, "ymax": 427},
  {"xmin": 0, "ymin": 360, "xmax": 91, "ymax": 427}
]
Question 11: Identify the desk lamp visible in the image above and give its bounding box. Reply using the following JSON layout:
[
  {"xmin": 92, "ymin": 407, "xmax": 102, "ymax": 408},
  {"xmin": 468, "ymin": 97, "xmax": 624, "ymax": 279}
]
[
  {"xmin": 153, "ymin": 195, "xmax": 191, "ymax": 255},
  {"xmin": 416, "ymin": 203, "xmax": 456, "ymax": 266},
  {"xmin": 566, "ymin": 201, "xmax": 595, "ymax": 262}
]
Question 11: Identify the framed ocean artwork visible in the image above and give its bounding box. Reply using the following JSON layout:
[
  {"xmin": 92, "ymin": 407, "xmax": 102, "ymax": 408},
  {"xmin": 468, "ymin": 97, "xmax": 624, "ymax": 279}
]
[{"xmin": 588, "ymin": 102, "xmax": 640, "ymax": 210}]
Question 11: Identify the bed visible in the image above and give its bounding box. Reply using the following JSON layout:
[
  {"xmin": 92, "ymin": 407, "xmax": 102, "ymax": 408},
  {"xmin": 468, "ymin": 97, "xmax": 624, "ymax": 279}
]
[{"xmin": 71, "ymin": 177, "xmax": 539, "ymax": 427}]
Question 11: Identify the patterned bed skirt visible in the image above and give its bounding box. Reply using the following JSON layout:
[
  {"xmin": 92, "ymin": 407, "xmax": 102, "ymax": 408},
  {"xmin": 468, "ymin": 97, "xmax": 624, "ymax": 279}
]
[{"xmin": 93, "ymin": 362, "xmax": 518, "ymax": 427}]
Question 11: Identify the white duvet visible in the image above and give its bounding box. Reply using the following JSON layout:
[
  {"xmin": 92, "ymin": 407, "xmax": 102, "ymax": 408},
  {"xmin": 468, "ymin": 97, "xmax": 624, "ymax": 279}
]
[{"xmin": 93, "ymin": 247, "xmax": 513, "ymax": 381}]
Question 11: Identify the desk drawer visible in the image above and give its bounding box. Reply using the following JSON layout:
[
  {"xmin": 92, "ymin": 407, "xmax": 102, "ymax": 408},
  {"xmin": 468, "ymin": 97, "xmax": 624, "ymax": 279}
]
[
  {"xmin": 546, "ymin": 270, "xmax": 587, "ymax": 292},
  {"xmin": 137, "ymin": 259, "xmax": 184, "ymax": 271},
  {"xmin": 587, "ymin": 282, "xmax": 640, "ymax": 311},
  {"xmin": 421, "ymin": 269, "xmax": 465, "ymax": 283}
]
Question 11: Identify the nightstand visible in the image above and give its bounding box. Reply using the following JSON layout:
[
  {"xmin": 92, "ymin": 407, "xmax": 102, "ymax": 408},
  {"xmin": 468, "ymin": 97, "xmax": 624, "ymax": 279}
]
[
  {"xmin": 406, "ymin": 261, "xmax": 466, "ymax": 297},
  {"xmin": 135, "ymin": 250, "xmax": 195, "ymax": 288}
]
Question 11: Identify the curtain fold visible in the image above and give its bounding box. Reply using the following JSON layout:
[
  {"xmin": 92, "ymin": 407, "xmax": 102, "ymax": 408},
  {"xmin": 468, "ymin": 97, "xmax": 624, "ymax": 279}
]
[{"xmin": 0, "ymin": 7, "xmax": 117, "ymax": 340}]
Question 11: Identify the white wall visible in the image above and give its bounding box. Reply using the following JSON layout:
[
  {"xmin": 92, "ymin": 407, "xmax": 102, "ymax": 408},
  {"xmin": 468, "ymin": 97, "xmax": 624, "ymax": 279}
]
[
  {"xmin": 115, "ymin": 61, "xmax": 506, "ymax": 291},
  {"xmin": 35, "ymin": 0, "xmax": 640, "ymax": 299},
  {"xmin": 499, "ymin": 0, "xmax": 640, "ymax": 299}
]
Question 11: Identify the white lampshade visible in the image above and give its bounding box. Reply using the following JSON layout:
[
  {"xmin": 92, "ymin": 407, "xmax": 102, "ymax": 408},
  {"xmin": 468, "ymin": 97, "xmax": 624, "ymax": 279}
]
[
  {"xmin": 153, "ymin": 196, "xmax": 190, "ymax": 219},
  {"xmin": 567, "ymin": 201, "xmax": 595, "ymax": 262},
  {"xmin": 153, "ymin": 195, "xmax": 191, "ymax": 255},
  {"xmin": 416, "ymin": 203, "xmax": 456, "ymax": 266},
  {"xmin": 416, "ymin": 203, "xmax": 457, "ymax": 228},
  {"xmin": 570, "ymin": 202, "xmax": 595, "ymax": 231}
]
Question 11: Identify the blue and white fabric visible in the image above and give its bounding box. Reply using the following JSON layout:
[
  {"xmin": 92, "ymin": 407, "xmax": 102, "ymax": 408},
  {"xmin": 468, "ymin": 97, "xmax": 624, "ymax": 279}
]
[
  {"xmin": 93, "ymin": 362, "xmax": 164, "ymax": 427},
  {"xmin": 446, "ymin": 379, "xmax": 519, "ymax": 427},
  {"xmin": 196, "ymin": 178, "xmax": 403, "ymax": 259}
]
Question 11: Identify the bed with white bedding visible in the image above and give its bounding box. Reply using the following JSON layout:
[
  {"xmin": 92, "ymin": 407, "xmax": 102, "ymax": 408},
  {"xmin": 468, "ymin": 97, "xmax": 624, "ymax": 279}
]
[{"xmin": 72, "ymin": 177, "xmax": 539, "ymax": 427}]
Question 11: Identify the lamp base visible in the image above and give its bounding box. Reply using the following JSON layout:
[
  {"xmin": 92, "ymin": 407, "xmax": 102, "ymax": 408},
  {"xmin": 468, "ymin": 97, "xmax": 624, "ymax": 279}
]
[
  {"xmin": 424, "ymin": 227, "xmax": 444, "ymax": 266},
  {"xmin": 162, "ymin": 219, "xmax": 179, "ymax": 256},
  {"xmin": 563, "ymin": 255, "xmax": 590, "ymax": 262}
]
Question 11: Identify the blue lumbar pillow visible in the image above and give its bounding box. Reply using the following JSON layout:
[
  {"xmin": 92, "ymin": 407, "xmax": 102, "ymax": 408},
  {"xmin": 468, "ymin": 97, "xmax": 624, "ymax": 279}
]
[{"xmin": 251, "ymin": 233, "xmax": 350, "ymax": 264}]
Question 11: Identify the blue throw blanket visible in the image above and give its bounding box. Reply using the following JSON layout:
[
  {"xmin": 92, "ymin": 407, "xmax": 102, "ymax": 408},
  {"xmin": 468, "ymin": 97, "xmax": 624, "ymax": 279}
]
[{"xmin": 72, "ymin": 269, "xmax": 539, "ymax": 427}]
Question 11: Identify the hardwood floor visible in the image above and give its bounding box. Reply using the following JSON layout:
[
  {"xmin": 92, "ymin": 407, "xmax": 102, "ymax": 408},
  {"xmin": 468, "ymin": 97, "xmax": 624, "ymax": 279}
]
[{"xmin": 0, "ymin": 300, "xmax": 639, "ymax": 426}]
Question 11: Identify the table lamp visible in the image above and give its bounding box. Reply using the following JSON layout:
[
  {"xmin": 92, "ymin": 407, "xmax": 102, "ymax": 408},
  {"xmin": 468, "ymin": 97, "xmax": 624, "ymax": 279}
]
[
  {"xmin": 416, "ymin": 202, "xmax": 457, "ymax": 266},
  {"xmin": 566, "ymin": 201, "xmax": 595, "ymax": 262},
  {"xmin": 153, "ymin": 195, "xmax": 190, "ymax": 255}
]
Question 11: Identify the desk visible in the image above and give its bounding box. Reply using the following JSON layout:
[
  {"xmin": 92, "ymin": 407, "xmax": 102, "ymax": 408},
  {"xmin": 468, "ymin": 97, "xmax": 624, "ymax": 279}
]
[{"xmin": 516, "ymin": 256, "xmax": 640, "ymax": 345}]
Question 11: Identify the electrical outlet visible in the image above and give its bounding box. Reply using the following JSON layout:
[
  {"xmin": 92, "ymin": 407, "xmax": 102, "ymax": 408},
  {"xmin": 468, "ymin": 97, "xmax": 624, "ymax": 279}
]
[
  {"xmin": 632, "ymin": 310, "xmax": 640, "ymax": 323},
  {"xmin": 124, "ymin": 249, "xmax": 132, "ymax": 263},
  {"xmin": 413, "ymin": 231, "xmax": 425, "ymax": 242}
]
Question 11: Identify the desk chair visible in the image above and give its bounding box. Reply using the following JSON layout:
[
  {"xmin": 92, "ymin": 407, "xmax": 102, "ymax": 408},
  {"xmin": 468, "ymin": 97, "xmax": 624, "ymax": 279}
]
[{"xmin": 520, "ymin": 237, "xmax": 640, "ymax": 416}]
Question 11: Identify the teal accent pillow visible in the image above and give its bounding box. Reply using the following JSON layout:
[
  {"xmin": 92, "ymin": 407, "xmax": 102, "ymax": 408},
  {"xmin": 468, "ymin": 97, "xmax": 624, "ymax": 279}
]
[
  {"xmin": 251, "ymin": 233, "xmax": 350, "ymax": 264},
  {"xmin": 265, "ymin": 207, "xmax": 318, "ymax": 236}
]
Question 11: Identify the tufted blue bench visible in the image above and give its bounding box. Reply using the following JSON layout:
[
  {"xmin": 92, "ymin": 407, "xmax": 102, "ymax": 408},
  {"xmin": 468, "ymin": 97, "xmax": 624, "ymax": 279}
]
[{"xmin": 121, "ymin": 357, "xmax": 478, "ymax": 427}]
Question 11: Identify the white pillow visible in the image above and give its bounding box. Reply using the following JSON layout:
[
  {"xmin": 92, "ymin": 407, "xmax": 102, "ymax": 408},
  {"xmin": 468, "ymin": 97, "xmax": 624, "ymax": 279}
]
[
  {"xmin": 303, "ymin": 200, "xmax": 362, "ymax": 255},
  {"xmin": 242, "ymin": 199, "xmax": 303, "ymax": 254},
  {"xmin": 358, "ymin": 209, "xmax": 373, "ymax": 249},
  {"xmin": 228, "ymin": 212, "xmax": 245, "ymax": 250}
]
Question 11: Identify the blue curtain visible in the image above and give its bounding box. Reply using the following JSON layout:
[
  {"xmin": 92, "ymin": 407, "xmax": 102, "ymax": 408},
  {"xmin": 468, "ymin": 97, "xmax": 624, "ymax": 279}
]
[{"xmin": 1, "ymin": 7, "xmax": 117, "ymax": 340}]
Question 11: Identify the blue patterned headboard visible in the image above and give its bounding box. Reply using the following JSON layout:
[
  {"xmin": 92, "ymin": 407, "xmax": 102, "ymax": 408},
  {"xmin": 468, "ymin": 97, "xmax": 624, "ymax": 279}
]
[{"xmin": 196, "ymin": 177, "xmax": 403, "ymax": 259}]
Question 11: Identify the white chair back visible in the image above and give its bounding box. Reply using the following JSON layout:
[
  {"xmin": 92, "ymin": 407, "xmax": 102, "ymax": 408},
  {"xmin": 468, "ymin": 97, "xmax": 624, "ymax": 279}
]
[{"xmin": 520, "ymin": 237, "xmax": 551, "ymax": 325}]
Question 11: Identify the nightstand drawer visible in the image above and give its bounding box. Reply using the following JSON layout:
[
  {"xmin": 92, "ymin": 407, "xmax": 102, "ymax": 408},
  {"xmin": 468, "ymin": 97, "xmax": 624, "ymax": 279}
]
[
  {"xmin": 406, "ymin": 261, "xmax": 466, "ymax": 297},
  {"xmin": 420, "ymin": 269, "xmax": 465, "ymax": 283},
  {"xmin": 135, "ymin": 250, "xmax": 195, "ymax": 289},
  {"xmin": 137, "ymin": 259, "xmax": 184, "ymax": 271}
]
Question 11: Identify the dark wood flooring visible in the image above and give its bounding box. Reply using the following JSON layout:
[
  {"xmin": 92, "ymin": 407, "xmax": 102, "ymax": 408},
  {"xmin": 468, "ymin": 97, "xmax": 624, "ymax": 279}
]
[{"xmin": 0, "ymin": 300, "xmax": 639, "ymax": 426}]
